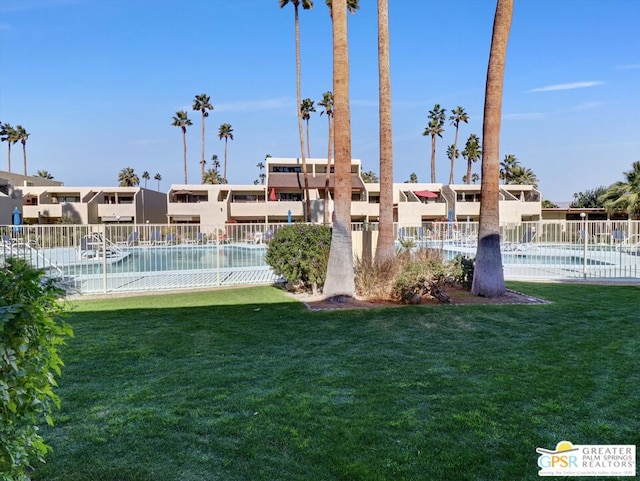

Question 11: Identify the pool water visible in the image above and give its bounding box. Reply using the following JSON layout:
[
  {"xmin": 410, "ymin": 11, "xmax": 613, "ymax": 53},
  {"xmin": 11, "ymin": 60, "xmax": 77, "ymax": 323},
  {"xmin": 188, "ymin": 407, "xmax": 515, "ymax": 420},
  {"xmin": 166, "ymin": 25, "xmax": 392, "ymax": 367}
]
[{"xmin": 62, "ymin": 245, "xmax": 268, "ymax": 275}]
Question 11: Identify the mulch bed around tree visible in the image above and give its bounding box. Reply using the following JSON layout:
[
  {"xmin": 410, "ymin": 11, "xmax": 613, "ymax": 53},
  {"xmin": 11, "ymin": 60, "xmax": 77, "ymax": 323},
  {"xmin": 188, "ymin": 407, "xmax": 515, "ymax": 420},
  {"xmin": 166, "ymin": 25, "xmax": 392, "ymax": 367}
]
[{"xmin": 292, "ymin": 285, "xmax": 549, "ymax": 311}]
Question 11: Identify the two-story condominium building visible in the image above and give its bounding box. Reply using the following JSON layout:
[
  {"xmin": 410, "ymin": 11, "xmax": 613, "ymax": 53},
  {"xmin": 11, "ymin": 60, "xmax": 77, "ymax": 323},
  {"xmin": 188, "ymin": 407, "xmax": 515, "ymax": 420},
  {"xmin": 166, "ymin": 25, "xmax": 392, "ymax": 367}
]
[
  {"xmin": 1, "ymin": 171, "xmax": 167, "ymax": 224},
  {"xmin": 166, "ymin": 157, "xmax": 542, "ymax": 226}
]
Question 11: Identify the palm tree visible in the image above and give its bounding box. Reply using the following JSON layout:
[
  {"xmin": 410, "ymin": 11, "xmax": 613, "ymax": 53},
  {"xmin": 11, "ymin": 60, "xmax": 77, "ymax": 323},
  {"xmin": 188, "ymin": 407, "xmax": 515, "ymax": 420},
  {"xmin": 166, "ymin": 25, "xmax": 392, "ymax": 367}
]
[
  {"xmin": 422, "ymin": 104, "xmax": 446, "ymax": 183},
  {"xmin": 0, "ymin": 122, "xmax": 17, "ymax": 173},
  {"xmin": 499, "ymin": 153, "xmax": 519, "ymax": 183},
  {"xmin": 280, "ymin": 0, "xmax": 313, "ymax": 222},
  {"xmin": 319, "ymin": 90, "xmax": 334, "ymax": 223},
  {"xmin": 323, "ymin": 0, "xmax": 355, "ymax": 298},
  {"xmin": 471, "ymin": 173, "xmax": 480, "ymax": 184},
  {"xmin": 300, "ymin": 98, "xmax": 316, "ymax": 158},
  {"xmin": 471, "ymin": 0, "xmax": 513, "ymax": 298},
  {"xmin": 325, "ymin": 0, "xmax": 360, "ymax": 14},
  {"xmin": 508, "ymin": 165, "xmax": 538, "ymax": 187},
  {"xmin": 461, "ymin": 133, "xmax": 481, "ymax": 185},
  {"xmin": 448, "ymin": 106, "xmax": 469, "ymax": 184},
  {"xmin": 35, "ymin": 170, "xmax": 54, "ymax": 179},
  {"xmin": 193, "ymin": 93, "xmax": 214, "ymax": 182},
  {"xmin": 203, "ymin": 168, "xmax": 224, "ymax": 185},
  {"xmin": 361, "ymin": 170, "xmax": 379, "ymax": 183},
  {"xmin": 257, "ymin": 162, "xmax": 266, "ymax": 185},
  {"xmin": 408, "ymin": 172, "xmax": 418, "ymax": 183},
  {"xmin": 211, "ymin": 154, "xmax": 220, "ymax": 173},
  {"xmin": 601, "ymin": 162, "xmax": 640, "ymax": 215},
  {"xmin": 375, "ymin": 0, "xmax": 394, "ymax": 263},
  {"xmin": 218, "ymin": 123, "xmax": 234, "ymax": 182},
  {"xmin": 14, "ymin": 125, "xmax": 30, "ymax": 175},
  {"xmin": 154, "ymin": 172, "xmax": 162, "ymax": 191},
  {"xmin": 142, "ymin": 171, "xmax": 150, "ymax": 188},
  {"xmin": 171, "ymin": 110, "xmax": 192, "ymax": 184},
  {"xmin": 118, "ymin": 167, "xmax": 140, "ymax": 187}
]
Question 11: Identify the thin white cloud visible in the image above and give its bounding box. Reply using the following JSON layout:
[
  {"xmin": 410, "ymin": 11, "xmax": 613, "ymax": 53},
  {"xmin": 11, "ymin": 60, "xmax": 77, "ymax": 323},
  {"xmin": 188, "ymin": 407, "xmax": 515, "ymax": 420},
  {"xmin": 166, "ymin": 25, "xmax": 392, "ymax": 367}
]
[
  {"xmin": 615, "ymin": 63, "xmax": 640, "ymax": 70},
  {"xmin": 567, "ymin": 101, "xmax": 606, "ymax": 111},
  {"xmin": 528, "ymin": 81, "xmax": 604, "ymax": 93},
  {"xmin": 504, "ymin": 112, "xmax": 545, "ymax": 120},
  {"xmin": 0, "ymin": 24, "xmax": 10, "ymax": 30}
]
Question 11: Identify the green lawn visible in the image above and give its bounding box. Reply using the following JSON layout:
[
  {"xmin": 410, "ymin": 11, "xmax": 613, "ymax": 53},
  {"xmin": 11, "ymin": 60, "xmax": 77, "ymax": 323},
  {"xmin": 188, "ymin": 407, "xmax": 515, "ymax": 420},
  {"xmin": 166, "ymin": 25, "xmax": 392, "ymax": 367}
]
[{"xmin": 33, "ymin": 283, "xmax": 639, "ymax": 481}]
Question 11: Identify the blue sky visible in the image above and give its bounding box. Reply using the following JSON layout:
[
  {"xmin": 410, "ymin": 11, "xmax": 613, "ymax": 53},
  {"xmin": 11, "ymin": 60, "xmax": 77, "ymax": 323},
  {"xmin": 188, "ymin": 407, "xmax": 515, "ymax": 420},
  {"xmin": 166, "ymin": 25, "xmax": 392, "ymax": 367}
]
[{"xmin": 1, "ymin": 0, "xmax": 638, "ymax": 203}]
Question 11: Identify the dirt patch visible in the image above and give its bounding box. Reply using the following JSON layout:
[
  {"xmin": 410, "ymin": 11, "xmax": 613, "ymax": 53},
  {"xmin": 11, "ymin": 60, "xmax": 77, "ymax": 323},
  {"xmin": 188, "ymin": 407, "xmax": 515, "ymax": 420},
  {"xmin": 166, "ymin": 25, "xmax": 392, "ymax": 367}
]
[{"xmin": 292, "ymin": 285, "xmax": 548, "ymax": 311}]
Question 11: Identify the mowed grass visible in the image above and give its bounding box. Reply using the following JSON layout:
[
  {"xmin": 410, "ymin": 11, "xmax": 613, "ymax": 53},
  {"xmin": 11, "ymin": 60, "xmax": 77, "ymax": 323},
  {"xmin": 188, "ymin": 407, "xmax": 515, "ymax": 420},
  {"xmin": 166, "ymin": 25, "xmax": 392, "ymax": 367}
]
[{"xmin": 33, "ymin": 283, "xmax": 639, "ymax": 481}]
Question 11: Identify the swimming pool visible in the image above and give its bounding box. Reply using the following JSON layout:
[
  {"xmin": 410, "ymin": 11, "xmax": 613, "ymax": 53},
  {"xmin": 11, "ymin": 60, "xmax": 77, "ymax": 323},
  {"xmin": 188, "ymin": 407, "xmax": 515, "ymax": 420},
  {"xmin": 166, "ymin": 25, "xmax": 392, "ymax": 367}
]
[{"xmin": 48, "ymin": 244, "xmax": 270, "ymax": 276}]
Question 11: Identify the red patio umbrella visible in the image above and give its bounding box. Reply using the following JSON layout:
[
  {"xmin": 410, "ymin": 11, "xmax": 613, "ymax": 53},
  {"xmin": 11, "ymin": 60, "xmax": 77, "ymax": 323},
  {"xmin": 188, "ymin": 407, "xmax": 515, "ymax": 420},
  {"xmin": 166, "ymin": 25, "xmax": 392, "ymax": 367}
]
[
  {"xmin": 414, "ymin": 190, "xmax": 438, "ymax": 199},
  {"xmin": 269, "ymin": 188, "xmax": 276, "ymax": 201}
]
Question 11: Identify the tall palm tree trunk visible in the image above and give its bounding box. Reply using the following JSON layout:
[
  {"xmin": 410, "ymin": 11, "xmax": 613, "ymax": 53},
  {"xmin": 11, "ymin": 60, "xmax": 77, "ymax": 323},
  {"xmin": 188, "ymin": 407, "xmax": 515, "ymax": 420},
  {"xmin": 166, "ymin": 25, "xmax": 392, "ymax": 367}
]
[
  {"xmin": 472, "ymin": 0, "xmax": 513, "ymax": 297},
  {"xmin": 324, "ymin": 0, "xmax": 355, "ymax": 298},
  {"xmin": 430, "ymin": 136, "xmax": 437, "ymax": 183},
  {"xmin": 182, "ymin": 130, "xmax": 188, "ymax": 184},
  {"xmin": 223, "ymin": 140, "xmax": 228, "ymax": 181},
  {"xmin": 201, "ymin": 114, "xmax": 206, "ymax": 182},
  {"xmin": 306, "ymin": 118, "xmax": 311, "ymax": 159},
  {"xmin": 449, "ymin": 126, "xmax": 459, "ymax": 185},
  {"xmin": 7, "ymin": 144, "xmax": 12, "ymax": 173},
  {"xmin": 375, "ymin": 0, "xmax": 394, "ymax": 262},
  {"xmin": 323, "ymin": 115, "xmax": 333, "ymax": 224},
  {"xmin": 22, "ymin": 143, "xmax": 27, "ymax": 176},
  {"xmin": 293, "ymin": 5, "xmax": 311, "ymax": 222}
]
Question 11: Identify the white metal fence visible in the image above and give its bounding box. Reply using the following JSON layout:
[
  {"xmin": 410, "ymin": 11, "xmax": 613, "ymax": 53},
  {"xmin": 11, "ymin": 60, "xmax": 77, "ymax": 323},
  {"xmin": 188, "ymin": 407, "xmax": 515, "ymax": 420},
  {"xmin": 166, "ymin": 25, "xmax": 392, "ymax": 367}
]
[{"xmin": 1, "ymin": 220, "xmax": 639, "ymax": 295}]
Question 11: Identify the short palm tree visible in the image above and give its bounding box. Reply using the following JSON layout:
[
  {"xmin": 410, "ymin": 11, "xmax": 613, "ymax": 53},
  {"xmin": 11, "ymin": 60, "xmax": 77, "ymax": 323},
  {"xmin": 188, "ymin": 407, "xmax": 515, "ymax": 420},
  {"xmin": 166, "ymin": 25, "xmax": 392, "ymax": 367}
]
[
  {"xmin": 211, "ymin": 154, "xmax": 220, "ymax": 173},
  {"xmin": 35, "ymin": 169, "xmax": 54, "ymax": 179},
  {"xmin": 422, "ymin": 104, "xmax": 446, "ymax": 183},
  {"xmin": 218, "ymin": 123, "xmax": 234, "ymax": 182},
  {"xmin": 448, "ymin": 106, "xmax": 469, "ymax": 184},
  {"xmin": 408, "ymin": 172, "xmax": 418, "ymax": 183},
  {"xmin": 0, "ymin": 122, "xmax": 18, "ymax": 173},
  {"xmin": 203, "ymin": 168, "xmax": 224, "ymax": 185},
  {"xmin": 461, "ymin": 133, "xmax": 481, "ymax": 185},
  {"xmin": 508, "ymin": 165, "xmax": 538, "ymax": 187},
  {"xmin": 318, "ymin": 91, "xmax": 334, "ymax": 223},
  {"xmin": 171, "ymin": 110, "xmax": 192, "ymax": 184},
  {"xmin": 142, "ymin": 171, "xmax": 150, "ymax": 188},
  {"xmin": 600, "ymin": 161, "xmax": 640, "ymax": 215},
  {"xmin": 154, "ymin": 172, "xmax": 162, "ymax": 191},
  {"xmin": 499, "ymin": 153, "xmax": 519, "ymax": 183},
  {"xmin": 257, "ymin": 162, "xmax": 265, "ymax": 184},
  {"xmin": 14, "ymin": 125, "xmax": 30, "ymax": 175},
  {"xmin": 300, "ymin": 98, "xmax": 316, "ymax": 158},
  {"xmin": 193, "ymin": 93, "xmax": 214, "ymax": 182},
  {"xmin": 118, "ymin": 167, "xmax": 140, "ymax": 187}
]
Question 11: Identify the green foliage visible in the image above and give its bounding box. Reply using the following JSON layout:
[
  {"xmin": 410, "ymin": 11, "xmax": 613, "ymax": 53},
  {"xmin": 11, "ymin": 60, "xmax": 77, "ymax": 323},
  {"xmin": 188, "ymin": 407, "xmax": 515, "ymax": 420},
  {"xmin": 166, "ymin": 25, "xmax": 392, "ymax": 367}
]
[
  {"xmin": 265, "ymin": 224, "xmax": 331, "ymax": 293},
  {"xmin": 570, "ymin": 186, "xmax": 607, "ymax": 208},
  {"xmin": 451, "ymin": 254, "xmax": 475, "ymax": 290},
  {"xmin": 0, "ymin": 258, "xmax": 73, "ymax": 480},
  {"xmin": 541, "ymin": 199, "xmax": 559, "ymax": 208}
]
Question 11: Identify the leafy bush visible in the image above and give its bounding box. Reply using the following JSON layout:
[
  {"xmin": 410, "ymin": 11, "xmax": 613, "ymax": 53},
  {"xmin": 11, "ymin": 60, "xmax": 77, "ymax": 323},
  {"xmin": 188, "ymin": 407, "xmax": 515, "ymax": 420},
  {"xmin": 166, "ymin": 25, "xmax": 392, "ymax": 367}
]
[
  {"xmin": 265, "ymin": 224, "xmax": 332, "ymax": 294},
  {"xmin": 451, "ymin": 254, "xmax": 475, "ymax": 290},
  {"xmin": 1, "ymin": 258, "xmax": 73, "ymax": 480}
]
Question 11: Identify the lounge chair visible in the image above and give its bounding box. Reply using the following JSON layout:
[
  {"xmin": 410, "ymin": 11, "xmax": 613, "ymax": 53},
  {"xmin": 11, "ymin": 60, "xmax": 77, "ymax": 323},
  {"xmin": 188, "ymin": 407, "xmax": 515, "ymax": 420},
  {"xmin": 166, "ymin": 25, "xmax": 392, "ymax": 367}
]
[
  {"xmin": 165, "ymin": 233, "xmax": 177, "ymax": 245},
  {"xmin": 119, "ymin": 231, "xmax": 139, "ymax": 246},
  {"xmin": 502, "ymin": 228, "xmax": 537, "ymax": 252},
  {"xmin": 149, "ymin": 229, "xmax": 162, "ymax": 245}
]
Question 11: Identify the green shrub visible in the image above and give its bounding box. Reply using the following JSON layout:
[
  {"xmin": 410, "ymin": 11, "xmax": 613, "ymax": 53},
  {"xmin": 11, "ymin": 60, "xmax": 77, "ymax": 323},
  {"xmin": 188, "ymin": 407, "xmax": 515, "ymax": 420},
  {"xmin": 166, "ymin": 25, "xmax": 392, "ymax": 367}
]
[
  {"xmin": 451, "ymin": 254, "xmax": 475, "ymax": 290},
  {"xmin": 0, "ymin": 258, "xmax": 73, "ymax": 481},
  {"xmin": 265, "ymin": 224, "xmax": 332, "ymax": 294}
]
